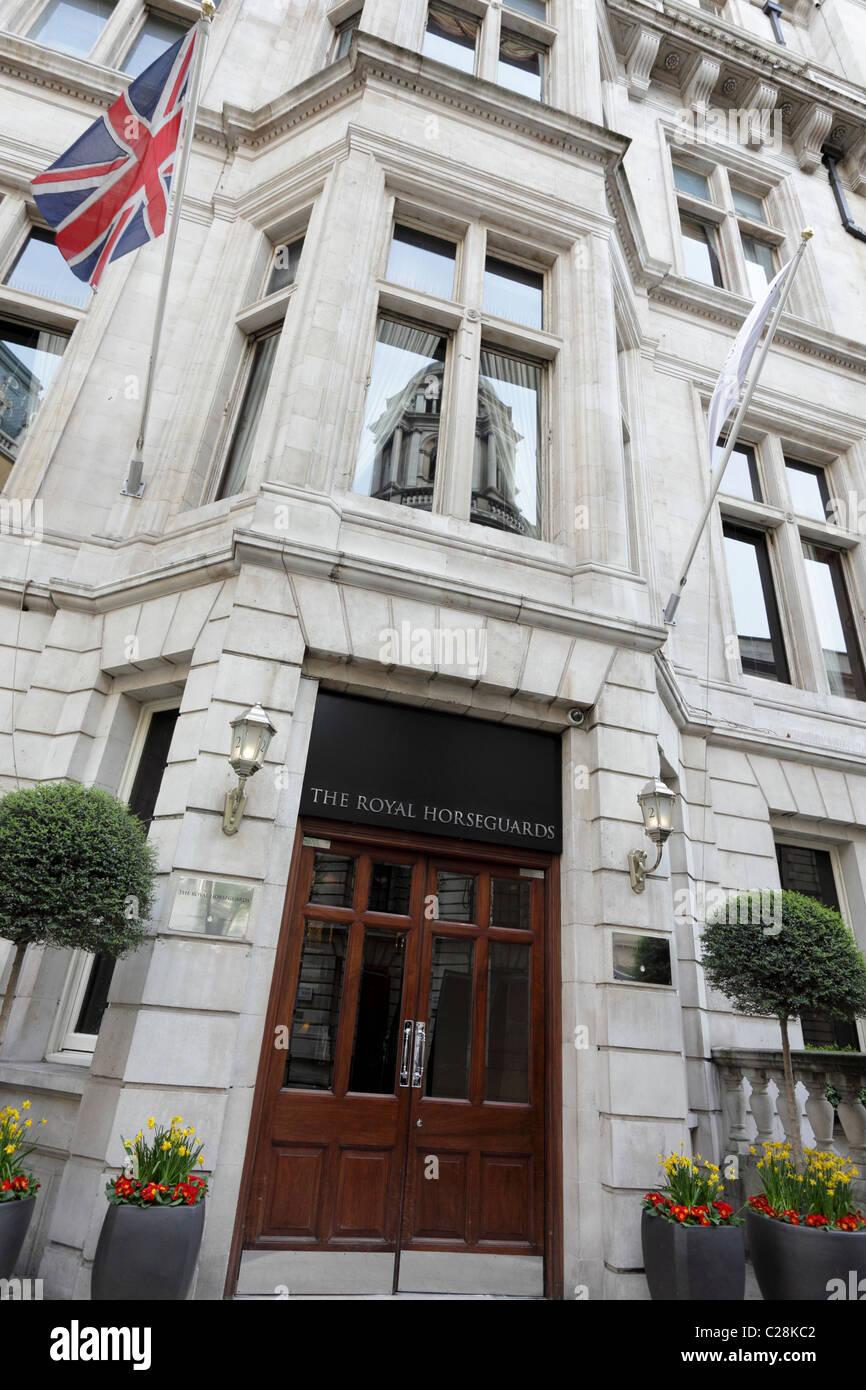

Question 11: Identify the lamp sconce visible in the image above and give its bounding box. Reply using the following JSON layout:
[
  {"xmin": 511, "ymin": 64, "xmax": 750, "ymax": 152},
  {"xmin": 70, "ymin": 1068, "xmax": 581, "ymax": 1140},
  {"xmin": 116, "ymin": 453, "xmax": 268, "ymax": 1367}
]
[
  {"xmin": 222, "ymin": 703, "xmax": 277, "ymax": 835},
  {"xmin": 628, "ymin": 778, "xmax": 676, "ymax": 893}
]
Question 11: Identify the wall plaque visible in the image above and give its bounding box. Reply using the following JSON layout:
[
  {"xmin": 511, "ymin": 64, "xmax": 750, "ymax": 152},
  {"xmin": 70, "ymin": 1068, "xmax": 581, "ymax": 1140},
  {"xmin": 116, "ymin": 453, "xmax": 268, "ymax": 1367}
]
[
  {"xmin": 300, "ymin": 692, "xmax": 562, "ymax": 853},
  {"xmin": 168, "ymin": 877, "xmax": 255, "ymax": 937}
]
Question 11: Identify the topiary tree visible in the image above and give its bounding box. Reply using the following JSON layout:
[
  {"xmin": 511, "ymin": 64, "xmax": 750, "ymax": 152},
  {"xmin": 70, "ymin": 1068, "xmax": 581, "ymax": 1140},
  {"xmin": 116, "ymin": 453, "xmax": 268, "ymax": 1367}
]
[
  {"xmin": 701, "ymin": 890, "xmax": 866, "ymax": 1169},
  {"xmin": 0, "ymin": 782, "xmax": 157, "ymax": 1051}
]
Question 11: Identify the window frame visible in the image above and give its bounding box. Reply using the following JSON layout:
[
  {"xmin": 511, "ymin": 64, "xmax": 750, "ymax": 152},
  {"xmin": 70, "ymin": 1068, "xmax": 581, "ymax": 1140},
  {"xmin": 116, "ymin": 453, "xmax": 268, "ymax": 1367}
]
[
  {"xmin": 678, "ymin": 212, "xmax": 724, "ymax": 289},
  {"xmin": 211, "ymin": 321, "xmax": 283, "ymax": 504},
  {"xmin": 801, "ymin": 539, "xmax": 866, "ymax": 702},
  {"xmin": 721, "ymin": 518, "xmax": 791, "ymax": 684},
  {"xmin": 118, "ymin": 3, "xmax": 191, "ymax": 77}
]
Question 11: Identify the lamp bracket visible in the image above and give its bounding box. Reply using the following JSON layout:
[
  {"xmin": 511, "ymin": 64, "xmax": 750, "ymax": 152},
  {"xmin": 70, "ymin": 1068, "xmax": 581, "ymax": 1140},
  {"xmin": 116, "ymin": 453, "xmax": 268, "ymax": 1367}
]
[
  {"xmin": 223, "ymin": 778, "xmax": 248, "ymax": 836},
  {"xmin": 628, "ymin": 842, "xmax": 664, "ymax": 893}
]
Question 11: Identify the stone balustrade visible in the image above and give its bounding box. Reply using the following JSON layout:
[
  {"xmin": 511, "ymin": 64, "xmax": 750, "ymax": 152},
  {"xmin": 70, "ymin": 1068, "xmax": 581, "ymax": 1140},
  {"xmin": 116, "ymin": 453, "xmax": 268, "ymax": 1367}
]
[{"xmin": 713, "ymin": 1048, "xmax": 866, "ymax": 1169}]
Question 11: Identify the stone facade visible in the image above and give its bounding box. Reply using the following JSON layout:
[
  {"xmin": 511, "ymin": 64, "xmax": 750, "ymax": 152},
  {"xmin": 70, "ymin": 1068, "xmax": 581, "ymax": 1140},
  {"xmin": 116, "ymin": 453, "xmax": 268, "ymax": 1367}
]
[{"xmin": 0, "ymin": 0, "xmax": 865, "ymax": 1300}]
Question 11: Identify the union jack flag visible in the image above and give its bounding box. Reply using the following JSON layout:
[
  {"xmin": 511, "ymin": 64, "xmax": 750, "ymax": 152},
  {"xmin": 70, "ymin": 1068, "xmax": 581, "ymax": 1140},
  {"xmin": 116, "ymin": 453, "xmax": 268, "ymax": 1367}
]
[{"xmin": 31, "ymin": 27, "xmax": 200, "ymax": 290}]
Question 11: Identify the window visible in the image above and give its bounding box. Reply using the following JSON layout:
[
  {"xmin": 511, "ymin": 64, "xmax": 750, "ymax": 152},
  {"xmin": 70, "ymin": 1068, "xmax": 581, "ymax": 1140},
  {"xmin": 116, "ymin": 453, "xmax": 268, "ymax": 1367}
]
[
  {"xmin": 776, "ymin": 843, "xmax": 859, "ymax": 1049},
  {"xmin": 741, "ymin": 234, "xmax": 776, "ymax": 298},
  {"xmin": 422, "ymin": 4, "xmax": 479, "ymax": 73},
  {"xmin": 473, "ymin": 348, "xmax": 543, "ymax": 537},
  {"xmin": 215, "ymin": 328, "xmax": 280, "ymax": 501},
  {"xmin": 673, "ymin": 164, "xmax": 712, "ymax": 201},
  {"xmin": 333, "ymin": 12, "xmax": 360, "ymax": 60},
  {"xmin": 4, "ymin": 228, "xmax": 90, "ymax": 308},
  {"xmin": 122, "ymin": 9, "xmax": 188, "ymax": 78},
  {"xmin": 723, "ymin": 522, "xmax": 789, "ymax": 682},
  {"xmin": 0, "ymin": 319, "xmax": 68, "ymax": 480},
  {"xmin": 264, "ymin": 237, "xmax": 304, "ymax": 296},
  {"xmin": 679, "ymin": 215, "xmax": 723, "ymax": 287},
  {"xmin": 483, "ymin": 256, "xmax": 543, "ymax": 329},
  {"xmin": 785, "ymin": 458, "xmax": 830, "ymax": 521},
  {"xmin": 717, "ymin": 441, "xmax": 761, "ymax": 501},
  {"xmin": 731, "ymin": 186, "xmax": 766, "ymax": 222},
  {"xmin": 802, "ymin": 542, "xmax": 866, "ymax": 700},
  {"xmin": 498, "ymin": 31, "xmax": 545, "ymax": 101},
  {"xmin": 386, "ymin": 225, "xmax": 457, "ymax": 300},
  {"xmin": 27, "ymin": 0, "xmax": 115, "ymax": 57},
  {"xmin": 503, "ymin": 0, "xmax": 546, "ymax": 17}
]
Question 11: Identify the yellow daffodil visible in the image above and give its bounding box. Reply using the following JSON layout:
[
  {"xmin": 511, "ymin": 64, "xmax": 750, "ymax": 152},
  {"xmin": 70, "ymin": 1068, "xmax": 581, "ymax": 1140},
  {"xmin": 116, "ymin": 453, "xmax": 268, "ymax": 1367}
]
[{"xmin": 22, "ymin": 1101, "xmax": 30, "ymax": 1111}]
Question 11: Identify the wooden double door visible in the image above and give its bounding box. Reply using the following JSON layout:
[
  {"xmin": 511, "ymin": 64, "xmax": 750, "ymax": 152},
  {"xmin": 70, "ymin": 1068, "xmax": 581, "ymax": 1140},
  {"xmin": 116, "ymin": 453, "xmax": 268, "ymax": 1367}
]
[{"xmin": 240, "ymin": 825, "xmax": 549, "ymax": 1296}]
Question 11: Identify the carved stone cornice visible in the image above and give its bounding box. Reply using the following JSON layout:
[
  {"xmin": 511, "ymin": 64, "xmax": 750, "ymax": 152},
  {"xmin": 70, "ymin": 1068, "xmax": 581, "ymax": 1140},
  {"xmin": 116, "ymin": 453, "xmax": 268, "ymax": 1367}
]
[
  {"xmin": 681, "ymin": 52, "xmax": 722, "ymax": 114},
  {"xmin": 740, "ymin": 77, "xmax": 780, "ymax": 149},
  {"xmin": 624, "ymin": 26, "xmax": 661, "ymax": 101},
  {"xmin": 792, "ymin": 103, "xmax": 834, "ymax": 173}
]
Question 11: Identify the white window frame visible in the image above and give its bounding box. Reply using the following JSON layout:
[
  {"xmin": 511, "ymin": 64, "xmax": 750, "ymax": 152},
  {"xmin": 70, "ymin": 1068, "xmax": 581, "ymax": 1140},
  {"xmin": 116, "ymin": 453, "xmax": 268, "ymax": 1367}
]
[{"xmin": 45, "ymin": 698, "xmax": 179, "ymax": 1063}]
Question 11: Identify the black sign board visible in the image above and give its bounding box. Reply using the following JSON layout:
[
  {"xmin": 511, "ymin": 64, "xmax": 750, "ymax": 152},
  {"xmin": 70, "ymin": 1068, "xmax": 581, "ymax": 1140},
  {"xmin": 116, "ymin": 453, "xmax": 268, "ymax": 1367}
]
[{"xmin": 300, "ymin": 692, "xmax": 562, "ymax": 853}]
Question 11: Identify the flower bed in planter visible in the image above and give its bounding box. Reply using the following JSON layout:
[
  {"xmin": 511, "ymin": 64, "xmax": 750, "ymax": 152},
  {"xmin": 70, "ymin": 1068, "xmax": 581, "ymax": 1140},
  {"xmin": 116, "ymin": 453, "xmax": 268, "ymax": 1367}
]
[
  {"xmin": 0, "ymin": 1099, "xmax": 46, "ymax": 1278},
  {"xmin": 641, "ymin": 1150, "xmax": 745, "ymax": 1300}
]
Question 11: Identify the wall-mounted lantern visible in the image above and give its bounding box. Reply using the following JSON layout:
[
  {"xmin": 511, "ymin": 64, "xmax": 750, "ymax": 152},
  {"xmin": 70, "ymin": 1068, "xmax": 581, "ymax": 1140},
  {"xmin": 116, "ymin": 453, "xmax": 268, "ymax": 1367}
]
[
  {"xmin": 628, "ymin": 779, "xmax": 676, "ymax": 892},
  {"xmin": 222, "ymin": 703, "xmax": 277, "ymax": 836}
]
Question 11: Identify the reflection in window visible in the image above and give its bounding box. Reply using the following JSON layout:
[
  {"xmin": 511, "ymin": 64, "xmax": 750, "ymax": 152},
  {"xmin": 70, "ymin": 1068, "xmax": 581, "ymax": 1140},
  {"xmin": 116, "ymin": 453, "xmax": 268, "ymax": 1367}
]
[
  {"xmin": 353, "ymin": 317, "xmax": 446, "ymax": 512},
  {"xmin": 723, "ymin": 523, "xmax": 789, "ymax": 682},
  {"xmin": 215, "ymin": 329, "xmax": 280, "ymax": 500},
  {"xmin": 0, "ymin": 319, "xmax": 67, "ymax": 481},
  {"xmin": 349, "ymin": 931, "xmax": 406, "ymax": 1093},
  {"xmin": 742, "ymin": 235, "xmax": 775, "ymax": 299},
  {"xmin": 5, "ymin": 229, "xmax": 90, "ymax": 307},
  {"xmin": 122, "ymin": 11, "xmax": 187, "ymax": 77},
  {"xmin": 612, "ymin": 933, "xmax": 672, "ymax": 984},
  {"xmin": 422, "ymin": 5, "xmax": 478, "ymax": 72},
  {"xmin": 387, "ymin": 225, "xmax": 456, "ymax": 300},
  {"xmin": 490, "ymin": 878, "xmax": 531, "ymax": 930},
  {"xmin": 472, "ymin": 349, "xmax": 543, "ymax": 538},
  {"xmin": 309, "ymin": 853, "xmax": 356, "ymax": 908},
  {"xmin": 368, "ymin": 862, "xmax": 413, "ymax": 915},
  {"xmin": 498, "ymin": 32, "xmax": 545, "ymax": 101},
  {"xmin": 776, "ymin": 843, "xmax": 859, "ymax": 1048},
  {"xmin": 28, "ymin": 0, "xmax": 115, "ymax": 57},
  {"xmin": 483, "ymin": 257, "xmax": 543, "ymax": 329},
  {"xmin": 673, "ymin": 165, "xmax": 711, "ymax": 201},
  {"xmin": 436, "ymin": 871, "xmax": 477, "ymax": 922},
  {"xmin": 785, "ymin": 459, "xmax": 829, "ymax": 521},
  {"xmin": 265, "ymin": 237, "xmax": 304, "ymax": 296},
  {"xmin": 680, "ymin": 215, "xmax": 723, "ymax": 287},
  {"xmin": 716, "ymin": 442, "xmax": 761, "ymax": 501},
  {"xmin": 802, "ymin": 543, "xmax": 866, "ymax": 700},
  {"xmin": 486, "ymin": 942, "xmax": 530, "ymax": 1102},
  {"xmin": 425, "ymin": 937, "xmax": 474, "ymax": 1098},
  {"xmin": 284, "ymin": 922, "xmax": 348, "ymax": 1090}
]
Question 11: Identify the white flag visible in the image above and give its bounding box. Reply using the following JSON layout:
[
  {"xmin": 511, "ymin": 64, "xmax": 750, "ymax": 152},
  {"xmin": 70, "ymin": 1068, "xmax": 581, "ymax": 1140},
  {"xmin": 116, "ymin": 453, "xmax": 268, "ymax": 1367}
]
[{"xmin": 706, "ymin": 257, "xmax": 795, "ymax": 460}]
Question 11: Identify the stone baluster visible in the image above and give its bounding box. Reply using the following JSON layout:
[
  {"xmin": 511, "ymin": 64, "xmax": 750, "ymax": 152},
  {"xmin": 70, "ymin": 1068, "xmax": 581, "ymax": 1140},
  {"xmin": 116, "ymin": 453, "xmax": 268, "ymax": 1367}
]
[
  {"xmin": 831, "ymin": 1072, "xmax": 866, "ymax": 1169},
  {"xmin": 718, "ymin": 1063, "xmax": 750, "ymax": 1154},
  {"xmin": 745, "ymin": 1067, "xmax": 776, "ymax": 1145},
  {"xmin": 770, "ymin": 1066, "xmax": 802, "ymax": 1151},
  {"xmin": 800, "ymin": 1063, "xmax": 835, "ymax": 1153}
]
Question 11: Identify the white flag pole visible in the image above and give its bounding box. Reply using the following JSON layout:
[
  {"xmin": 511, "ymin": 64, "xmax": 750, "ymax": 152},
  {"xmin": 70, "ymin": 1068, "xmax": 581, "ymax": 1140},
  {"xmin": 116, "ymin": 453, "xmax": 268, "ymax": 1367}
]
[
  {"xmin": 662, "ymin": 228, "xmax": 813, "ymax": 626},
  {"xmin": 122, "ymin": 0, "xmax": 215, "ymax": 498}
]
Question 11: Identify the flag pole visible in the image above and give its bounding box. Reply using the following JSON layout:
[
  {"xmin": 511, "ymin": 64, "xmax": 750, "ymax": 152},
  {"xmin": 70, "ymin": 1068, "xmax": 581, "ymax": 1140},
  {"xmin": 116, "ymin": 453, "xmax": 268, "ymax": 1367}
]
[
  {"xmin": 662, "ymin": 228, "xmax": 813, "ymax": 626},
  {"xmin": 122, "ymin": 0, "xmax": 215, "ymax": 498}
]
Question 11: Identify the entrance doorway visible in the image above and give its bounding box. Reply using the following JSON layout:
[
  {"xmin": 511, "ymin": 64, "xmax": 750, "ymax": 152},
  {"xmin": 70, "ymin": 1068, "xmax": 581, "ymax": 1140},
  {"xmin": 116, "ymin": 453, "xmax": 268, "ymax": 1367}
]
[{"xmin": 236, "ymin": 824, "xmax": 553, "ymax": 1297}]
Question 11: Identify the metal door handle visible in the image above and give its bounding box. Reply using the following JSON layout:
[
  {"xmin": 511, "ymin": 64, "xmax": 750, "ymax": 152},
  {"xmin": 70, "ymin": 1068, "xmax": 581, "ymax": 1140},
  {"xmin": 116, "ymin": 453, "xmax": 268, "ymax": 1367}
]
[
  {"xmin": 411, "ymin": 1021, "xmax": 426, "ymax": 1088},
  {"xmin": 399, "ymin": 1019, "xmax": 413, "ymax": 1087}
]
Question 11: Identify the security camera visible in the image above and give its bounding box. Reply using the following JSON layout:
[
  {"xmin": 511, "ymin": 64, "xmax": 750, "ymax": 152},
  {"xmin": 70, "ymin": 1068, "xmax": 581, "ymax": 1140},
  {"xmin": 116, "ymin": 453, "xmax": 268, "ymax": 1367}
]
[{"xmin": 567, "ymin": 707, "xmax": 588, "ymax": 727}]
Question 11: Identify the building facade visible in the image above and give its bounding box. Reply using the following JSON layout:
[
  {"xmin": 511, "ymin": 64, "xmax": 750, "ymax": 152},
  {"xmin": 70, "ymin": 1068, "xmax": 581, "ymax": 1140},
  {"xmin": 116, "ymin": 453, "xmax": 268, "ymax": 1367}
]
[{"xmin": 0, "ymin": 0, "xmax": 865, "ymax": 1300}]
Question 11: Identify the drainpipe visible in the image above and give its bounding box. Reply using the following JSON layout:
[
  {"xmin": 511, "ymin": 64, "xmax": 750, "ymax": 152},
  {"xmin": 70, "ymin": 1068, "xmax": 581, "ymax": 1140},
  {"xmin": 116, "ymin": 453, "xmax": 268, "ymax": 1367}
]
[{"xmin": 821, "ymin": 145, "xmax": 866, "ymax": 244}]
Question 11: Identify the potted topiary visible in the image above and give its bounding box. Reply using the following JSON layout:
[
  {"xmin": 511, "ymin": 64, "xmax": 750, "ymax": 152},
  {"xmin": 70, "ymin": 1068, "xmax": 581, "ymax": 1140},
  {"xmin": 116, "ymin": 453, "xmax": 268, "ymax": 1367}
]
[
  {"xmin": 0, "ymin": 781, "xmax": 157, "ymax": 1052},
  {"xmin": 91, "ymin": 1116, "xmax": 209, "ymax": 1300},
  {"xmin": 0, "ymin": 1099, "xmax": 47, "ymax": 1276},
  {"xmin": 641, "ymin": 1149, "xmax": 745, "ymax": 1299},
  {"xmin": 701, "ymin": 890, "xmax": 866, "ymax": 1300}
]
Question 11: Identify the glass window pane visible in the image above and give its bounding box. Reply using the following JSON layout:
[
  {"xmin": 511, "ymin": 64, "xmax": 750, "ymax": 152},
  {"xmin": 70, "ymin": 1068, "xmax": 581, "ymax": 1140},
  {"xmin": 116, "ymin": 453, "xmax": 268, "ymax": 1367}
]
[
  {"xmin": 265, "ymin": 237, "xmax": 304, "ymax": 296},
  {"xmin": 0, "ymin": 320, "xmax": 67, "ymax": 477},
  {"xmin": 716, "ymin": 442, "xmax": 760, "ymax": 501},
  {"xmin": 672, "ymin": 164, "xmax": 711, "ymax": 200},
  {"xmin": 742, "ymin": 235, "xmax": 775, "ymax": 298},
  {"xmin": 490, "ymin": 878, "xmax": 531, "ymax": 930},
  {"xmin": 612, "ymin": 933, "xmax": 672, "ymax": 984},
  {"xmin": 353, "ymin": 317, "xmax": 446, "ymax": 510},
  {"xmin": 680, "ymin": 216, "xmax": 721, "ymax": 286},
  {"xmin": 486, "ymin": 942, "xmax": 530, "ymax": 1102},
  {"xmin": 483, "ymin": 256, "xmax": 543, "ymax": 329},
  {"xmin": 504, "ymin": 0, "xmax": 546, "ymax": 17},
  {"xmin": 28, "ymin": 0, "xmax": 115, "ymax": 56},
  {"xmin": 122, "ymin": 12, "xmax": 187, "ymax": 77},
  {"xmin": 802, "ymin": 543, "xmax": 866, "ymax": 700},
  {"xmin": 5, "ymin": 229, "xmax": 90, "ymax": 308},
  {"xmin": 309, "ymin": 852, "xmax": 356, "ymax": 907},
  {"xmin": 498, "ymin": 34, "xmax": 544, "ymax": 101},
  {"xmin": 348, "ymin": 930, "xmax": 407, "ymax": 1093},
  {"xmin": 284, "ymin": 921, "xmax": 349, "ymax": 1090},
  {"xmin": 436, "ymin": 871, "xmax": 477, "ymax": 922},
  {"xmin": 732, "ymin": 186, "xmax": 766, "ymax": 221},
  {"xmin": 386, "ymin": 225, "xmax": 456, "ymax": 300},
  {"xmin": 786, "ymin": 460, "xmax": 828, "ymax": 521},
  {"xmin": 368, "ymin": 862, "xmax": 413, "ymax": 915},
  {"xmin": 474, "ymin": 349, "xmax": 543, "ymax": 538},
  {"xmin": 422, "ymin": 6, "xmax": 478, "ymax": 72},
  {"xmin": 334, "ymin": 16, "xmax": 359, "ymax": 59},
  {"xmin": 215, "ymin": 329, "xmax": 279, "ymax": 500},
  {"xmin": 425, "ymin": 937, "xmax": 474, "ymax": 1098},
  {"xmin": 723, "ymin": 527, "xmax": 788, "ymax": 681}
]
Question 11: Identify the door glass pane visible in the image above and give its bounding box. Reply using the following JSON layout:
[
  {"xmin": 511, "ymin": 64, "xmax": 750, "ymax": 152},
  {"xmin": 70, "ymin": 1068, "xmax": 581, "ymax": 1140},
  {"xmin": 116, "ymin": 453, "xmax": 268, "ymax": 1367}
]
[
  {"xmin": 387, "ymin": 225, "xmax": 456, "ymax": 300},
  {"xmin": 802, "ymin": 543, "xmax": 866, "ymax": 700},
  {"xmin": 284, "ymin": 922, "xmax": 349, "ymax": 1089},
  {"xmin": 786, "ymin": 460, "xmax": 828, "ymax": 520},
  {"xmin": 436, "ymin": 870, "xmax": 477, "ymax": 922},
  {"xmin": 483, "ymin": 257, "xmax": 543, "ymax": 329},
  {"xmin": 348, "ymin": 931, "xmax": 407, "ymax": 1093},
  {"xmin": 474, "ymin": 349, "xmax": 543, "ymax": 538},
  {"xmin": 309, "ymin": 852, "xmax": 356, "ymax": 907},
  {"xmin": 353, "ymin": 317, "xmax": 446, "ymax": 510},
  {"xmin": 486, "ymin": 942, "xmax": 530, "ymax": 1102},
  {"xmin": 672, "ymin": 164, "xmax": 711, "ymax": 200},
  {"xmin": 422, "ymin": 6, "xmax": 478, "ymax": 72},
  {"xmin": 368, "ymin": 862, "xmax": 413, "ymax": 914},
  {"xmin": 28, "ymin": 0, "xmax": 115, "ymax": 57},
  {"xmin": 425, "ymin": 937, "xmax": 474, "ymax": 1098},
  {"xmin": 4, "ymin": 228, "xmax": 90, "ymax": 307},
  {"xmin": 490, "ymin": 878, "xmax": 531, "ymax": 929}
]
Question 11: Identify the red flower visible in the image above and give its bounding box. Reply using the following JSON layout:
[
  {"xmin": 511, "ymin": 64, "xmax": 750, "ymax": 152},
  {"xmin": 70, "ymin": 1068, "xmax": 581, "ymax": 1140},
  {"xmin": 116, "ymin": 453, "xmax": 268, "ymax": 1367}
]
[
  {"xmin": 670, "ymin": 1204, "xmax": 690, "ymax": 1223},
  {"xmin": 805, "ymin": 1214, "xmax": 828, "ymax": 1227},
  {"xmin": 140, "ymin": 1183, "xmax": 158, "ymax": 1202},
  {"xmin": 644, "ymin": 1192, "xmax": 665, "ymax": 1207},
  {"xmin": 782, "ymin": 1210, "xmax": 800, "ymax": 1225},
  {"xmin": 749, "ymin": 1194, "xmax": 770, "ymax": 1212},
  {"xmin": 834, "ymin": 1214, "xmax": 862, "ymax": 1232},
  {"xmin": 713, "ymin": 1201, "xmax": 733, "ymax": 1220},
  {"xmin": 11, "ymin": 1176, "xmax": 27, "ymax": 1191},
  {"xmin": 1, "ymin": 1180, "xmax": 11, "ymax": 1193}
]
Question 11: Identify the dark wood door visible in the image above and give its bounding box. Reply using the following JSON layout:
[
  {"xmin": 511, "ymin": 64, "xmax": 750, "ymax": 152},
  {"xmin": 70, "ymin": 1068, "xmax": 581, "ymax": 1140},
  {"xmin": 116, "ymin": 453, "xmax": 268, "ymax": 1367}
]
[{"xmin": 243, "ymin": 828, "xmax": 546, "ymax": 1285}]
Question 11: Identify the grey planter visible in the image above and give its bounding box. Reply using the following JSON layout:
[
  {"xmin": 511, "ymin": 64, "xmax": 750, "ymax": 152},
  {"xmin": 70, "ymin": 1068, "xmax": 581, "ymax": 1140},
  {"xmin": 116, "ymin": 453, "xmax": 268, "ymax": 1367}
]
[
  {"xmin": 642, "ymin": 1209, "xmax": 746, "ymax": 1300},
  {"xmin": 747, "ymin": 1208, "xmax": 866, "ymax": 1301},
  {"xmin": 91, "ymin": 1199, "xmax": 206, "ymax": 1301},
  {"xmin": 0, "ymin": 1196, "xmax": 36, "ymax": 1277}
]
